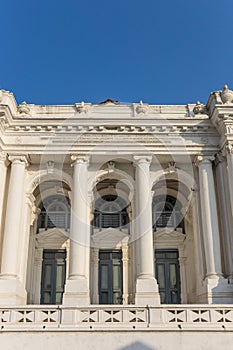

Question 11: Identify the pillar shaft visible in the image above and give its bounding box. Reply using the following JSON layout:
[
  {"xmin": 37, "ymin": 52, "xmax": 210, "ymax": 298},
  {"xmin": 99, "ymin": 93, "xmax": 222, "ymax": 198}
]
[
  {"xmin": 63, "ymin": 155, "xmax": 90, "ymax": 305},
  {"xmin": 1, "ymin": 156, "xmax": 28, "ymax": 277},
  {"xmin": 133, "ymin": 156, "xmax": 160, "ymax": 305},
  {"xmin": 215, "ymin": 153, "xmax": 233, "ymax": 277},
  {"xmin": 226, "ymin": 146, "xmax": 233, "ymax": 218},
  {"xmin": 69, "ymin": 155, "xmax": 89, "ymax": 278},
  {"xmin": 196, "ymin": 156, "xmax": 222, "ymax": 278},
  {"xmin": 0, "ymin": 153, "xmax": 8, "ymax": 263},
  {"xmin": 134, "ymin": 156, "xmax": 155, "ymax": 278}
]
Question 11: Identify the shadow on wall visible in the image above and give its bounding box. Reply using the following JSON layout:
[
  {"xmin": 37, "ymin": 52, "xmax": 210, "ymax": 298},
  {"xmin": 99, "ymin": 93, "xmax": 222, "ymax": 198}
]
[{"xmin": 118, "ymin": 342, "xmax": 156, "ymax": 350}]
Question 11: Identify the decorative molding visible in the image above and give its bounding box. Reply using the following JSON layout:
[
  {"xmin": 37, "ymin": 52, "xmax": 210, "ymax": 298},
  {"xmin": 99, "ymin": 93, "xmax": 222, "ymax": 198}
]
[
  {"xmin": 47, "ymin": 160, "xmax": 55, "ymax": 174},
  {"xmin": 5, "ymin": 123, "xmax": 215, "ymax": 135},
  {"xmin": 107, "ymin": 161, "xmax": 115, "ymax": 172},
  {"xmin": 164, "ymin": 161, "xmax": 177, "ymax": 174}
]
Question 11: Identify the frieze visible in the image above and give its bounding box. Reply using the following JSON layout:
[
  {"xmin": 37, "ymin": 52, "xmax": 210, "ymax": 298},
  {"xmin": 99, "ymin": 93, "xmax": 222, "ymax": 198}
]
[{"xmin": 49, "ymin": 134, "xmax": 218, "ymax": 148}]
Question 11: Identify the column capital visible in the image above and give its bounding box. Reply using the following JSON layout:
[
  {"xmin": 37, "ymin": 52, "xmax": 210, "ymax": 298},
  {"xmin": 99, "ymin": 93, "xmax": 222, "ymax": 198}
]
[
  {"xmin": 133, "ymin": 155, "xmax": 152, "ymax": 165},
  {"xmin": 0, "ymin": 152, "xmax": 9, "ymax": 165},
  {"xmin": 214, "ymin": 152, "xmax": 226, "ymax": 166},
  {"xmin": 194, "ymin": 155, "xmax": 215, "ymax": 167},
  {"xmin": 71, "ymin": 154, "xmax": 90, "ymax": 165},
  {"xmin": 224, "ymin": 143, "xmax": 233, "ymax": 155},
  {"xmin": 8, "ymin": 154, "xmax": 29, "ymax": 167}
]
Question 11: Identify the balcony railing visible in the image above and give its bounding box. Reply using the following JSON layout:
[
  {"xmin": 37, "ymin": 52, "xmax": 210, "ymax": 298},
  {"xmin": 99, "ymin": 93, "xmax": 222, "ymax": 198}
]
[
  {"xmin": 37, "ymin": 212, "xmax": 70, "ymax": 232},
  {"xmin": 92, "ymin": 212, "xmax": 130, "ymax": 233},
  {"xmin": 1, "ymin": 305, "xmax": 233, "ymax": 331}
]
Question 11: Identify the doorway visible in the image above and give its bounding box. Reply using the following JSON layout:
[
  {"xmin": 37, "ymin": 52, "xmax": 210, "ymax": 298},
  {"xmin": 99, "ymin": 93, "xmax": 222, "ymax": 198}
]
[
  {"xmin": 40, "ymin": 249, "xmax": 66, "ymax": 304},
  {"xmin": 155, "ymin": 249, "xmax": 181, "ymax": 304},
  {"xmin": 99, "ymin": 250, "xmax": 123, "ymax": 304}
]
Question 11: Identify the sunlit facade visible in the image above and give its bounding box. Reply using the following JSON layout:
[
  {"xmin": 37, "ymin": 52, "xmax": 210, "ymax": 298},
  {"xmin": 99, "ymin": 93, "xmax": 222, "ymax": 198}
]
[{"xmin": 0, "ymin": 87, "xmax": 233, "ymax": 349}]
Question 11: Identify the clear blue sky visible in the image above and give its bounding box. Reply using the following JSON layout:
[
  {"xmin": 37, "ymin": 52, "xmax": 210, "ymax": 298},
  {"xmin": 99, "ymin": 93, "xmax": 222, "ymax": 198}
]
[{"xmin": 1, "ymin": 0, "xmax": 233, "ymax": 105}]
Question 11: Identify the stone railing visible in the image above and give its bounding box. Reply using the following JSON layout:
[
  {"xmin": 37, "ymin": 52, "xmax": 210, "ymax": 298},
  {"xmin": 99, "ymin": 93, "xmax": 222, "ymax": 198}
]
[{"xmin": 1, "ymin": 305, "xmax": 233, "ymax": 331}]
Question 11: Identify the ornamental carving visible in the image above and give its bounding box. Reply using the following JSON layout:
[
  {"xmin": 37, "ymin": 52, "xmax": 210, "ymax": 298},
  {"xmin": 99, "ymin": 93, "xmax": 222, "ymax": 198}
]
[
  {"xmin": 220, "ymin": 85, "xmax": 233, "ymax": 104},
  {"xmin": 164, "ymin": 161, "xmax": 177, "ymax": 174},
  {"xmin": 193, "ymin": 101, "xmax": 207, "ymax": 115},
  {"xmin": 74, "ymin": 102, "xmax": 90, "ymax": 113},
  {"xmin": 18, "ymin": 101, "xmax": 30, "ymax": 115},
  {"xmin": 135, "ymin": 101, "xmax": 148, "ymax": 114}
]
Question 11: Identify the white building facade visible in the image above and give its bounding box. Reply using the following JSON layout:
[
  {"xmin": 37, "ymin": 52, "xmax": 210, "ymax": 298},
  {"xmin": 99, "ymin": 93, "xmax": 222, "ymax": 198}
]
[{"xmin": 0, "ymin": 87, "xmax": 233, "ymax": 349}]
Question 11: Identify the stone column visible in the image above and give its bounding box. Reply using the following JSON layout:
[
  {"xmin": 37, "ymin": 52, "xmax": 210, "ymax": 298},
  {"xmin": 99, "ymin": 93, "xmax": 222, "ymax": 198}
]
[
  {"xmin": 191, "ymin": 186, "xmax": 206, "ymax": 300},
  {"xmin": 0, "ymin": 155, "xmax": 28, "ymax": 305},
  {"xmin": 226, "ymin": 145, "xmax": 233, "ymax": 219},
  {"xmin": 215, "ymin": 153, "xmax": 233, "ymax": 278},
  {"xmin": 20, "ymin": 193, "xmax": 36, "ymax": 284},
  {"xmin": 63, "ymin": 155, "xmax": 90, "ymax": 305},
  {"xmin": 195, "ymin": 156, "xmax": 222, "ymax": 278},
  {"xmin": 133, "ymin": 156, "xmax": 160, "ymax": 305},
  {"xmin": 0, "ymin": 152, "xmax": 8, "ymax": 261}
]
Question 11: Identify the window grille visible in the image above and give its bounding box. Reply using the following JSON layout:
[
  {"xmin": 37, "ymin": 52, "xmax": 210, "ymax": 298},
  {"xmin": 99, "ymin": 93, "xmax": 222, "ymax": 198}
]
[
  {"xmin": 37, "ymin": 196, "xmax": 70, "ymax": 232},
  {"xmin": 93, "ymin": 195, "xmax": 129, "ymax": 232},
  {"xmin": 152, "ymin": 195, "xmax": 184, "ymax": 232}
]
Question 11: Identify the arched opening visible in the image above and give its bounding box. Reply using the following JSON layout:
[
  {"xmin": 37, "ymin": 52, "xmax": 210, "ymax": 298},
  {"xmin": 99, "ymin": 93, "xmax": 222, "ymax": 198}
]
[
  {"xmin": 27, "ymin": 180, "xmax": 70, "ymax": 305},
  {"xmin": 152, "ymin": 195, "xmax": 184, "ymax": 232},
  {"xmin": 90, "ymin": 172, "xmax": 132, "ymax": 305},
  {"xmin": 93, "ymin": 194, "xmax": 129, "ymax": 231},
  {"xmin": 152, "ymin": 177, "xmax": 191, "ymax": 304},
  {"xmin": 37, "ymin": 195, "xmax": 70, "ymax": 232}
]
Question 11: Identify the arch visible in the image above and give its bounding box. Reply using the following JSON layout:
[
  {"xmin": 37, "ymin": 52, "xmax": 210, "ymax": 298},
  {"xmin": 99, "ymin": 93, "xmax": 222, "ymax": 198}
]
[
  {"xmin": 27, "ymin": 169, "xmax": 72, "ymax": 194},
  {"xmin": 89, "ymin": 167, "xmax": 134, "ymax": 195},
  {"xmin": 151, "ymin": 168, "xmax": 195, "ymax": 194}
]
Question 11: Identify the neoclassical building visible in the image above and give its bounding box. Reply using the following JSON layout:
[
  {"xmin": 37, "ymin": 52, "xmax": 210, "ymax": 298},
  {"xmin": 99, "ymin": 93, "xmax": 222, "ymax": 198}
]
[{"xmin": 0, "ymin": 87, "xmax": 233, "ymax": 349}]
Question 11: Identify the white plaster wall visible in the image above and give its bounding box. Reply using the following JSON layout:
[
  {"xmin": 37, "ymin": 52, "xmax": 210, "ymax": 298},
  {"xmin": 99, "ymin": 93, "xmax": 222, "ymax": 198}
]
[{"xmin": 1, "ymin": 331, "xmax": 233, "ymax": 350}]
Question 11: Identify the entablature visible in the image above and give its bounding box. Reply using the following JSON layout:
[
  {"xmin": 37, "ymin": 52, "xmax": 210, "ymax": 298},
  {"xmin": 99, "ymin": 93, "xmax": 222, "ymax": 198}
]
[{"xmin": 0, "ymin": 88, "xmax": 224, "ymax": 155}]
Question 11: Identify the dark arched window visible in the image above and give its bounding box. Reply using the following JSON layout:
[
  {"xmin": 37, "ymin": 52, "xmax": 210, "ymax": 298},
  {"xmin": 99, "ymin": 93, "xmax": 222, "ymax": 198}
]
[
  {"xmin": 93, "ymin": 195, "xmax": 129, "ymax": 231},
  {"xmin": 152, "ymin": 195, "xmax": 184, "ymax": 232},
  {"xmin": 37, "ymin": 195, "xmax": 70, "ymax": 232}
]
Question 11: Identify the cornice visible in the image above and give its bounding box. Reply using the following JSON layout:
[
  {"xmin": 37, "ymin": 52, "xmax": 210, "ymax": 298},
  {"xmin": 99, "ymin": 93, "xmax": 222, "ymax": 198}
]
[{"xmin": 1, "ymin": 120, "xmax": 216, "ymax": 135}]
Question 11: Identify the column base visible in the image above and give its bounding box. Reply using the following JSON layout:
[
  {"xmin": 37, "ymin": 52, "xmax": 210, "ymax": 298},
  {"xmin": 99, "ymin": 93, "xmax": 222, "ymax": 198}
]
[
  {"xmin": 0, "ymin": 278, "xmax": 27, "ymax": 305},
  {"xmin": 63, "ymin": 278, "xmax": 90, "ymax": 306},
  {"xmin": 135, "ymin": 277, "xmax": 160, "ymax": 306},
  {"xmin": 196, "ymin": 277, "xmax": 233, "ymax": 304}
]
